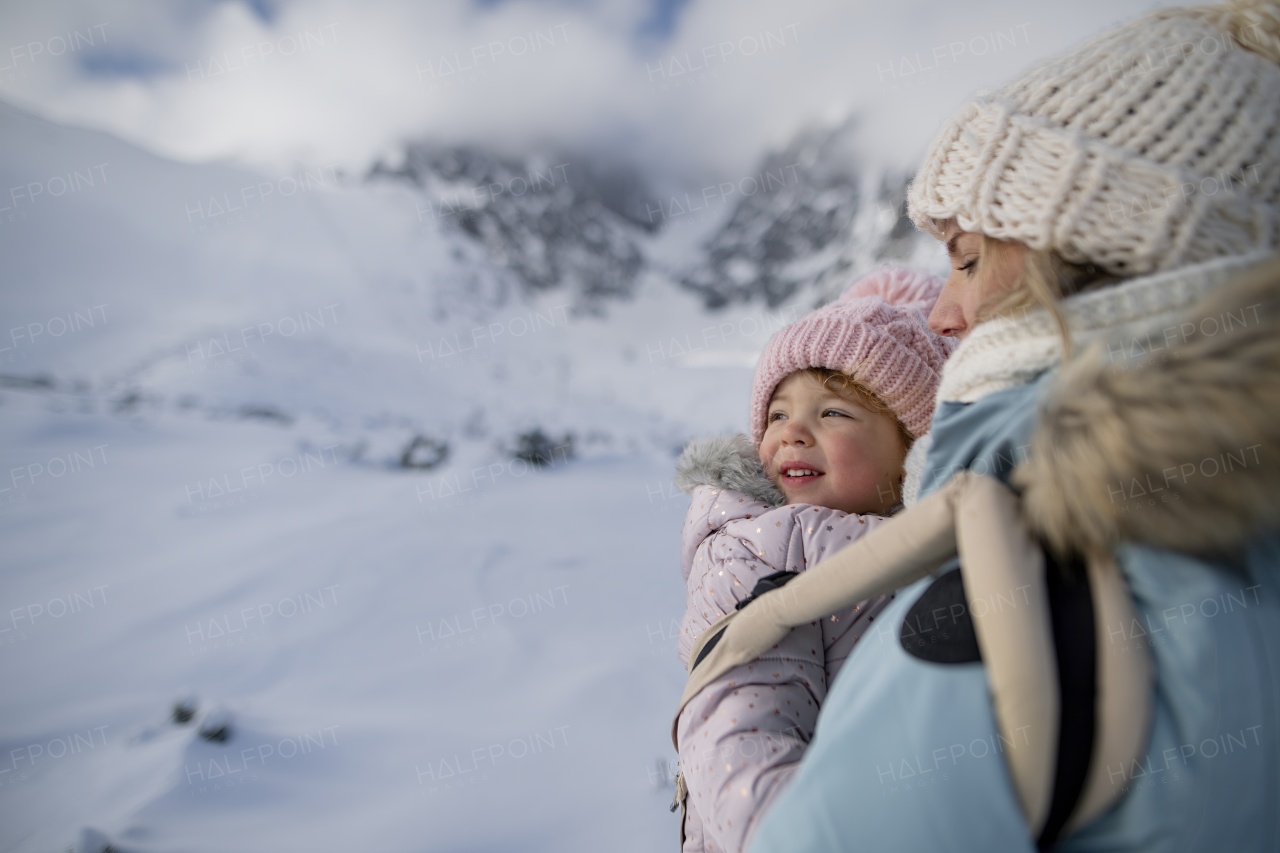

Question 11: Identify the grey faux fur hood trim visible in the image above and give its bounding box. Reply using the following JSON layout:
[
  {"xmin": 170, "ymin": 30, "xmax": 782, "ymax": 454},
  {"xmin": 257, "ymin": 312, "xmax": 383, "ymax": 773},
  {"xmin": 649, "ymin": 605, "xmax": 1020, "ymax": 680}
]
[
  {"xmin": 1015, "ymin": 253, "xmax": 1280, "ymax": 559},
  {"xmin": 674, "ymin": 434, "xmax": 785, "ymax": 508}
]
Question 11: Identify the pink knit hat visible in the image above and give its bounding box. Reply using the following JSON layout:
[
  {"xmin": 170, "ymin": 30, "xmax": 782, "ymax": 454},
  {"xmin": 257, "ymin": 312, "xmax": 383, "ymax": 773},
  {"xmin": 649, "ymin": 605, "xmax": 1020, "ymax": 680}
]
[{"xmin": 749, "ymin": 266, "xmax": 956, "ymax": 445}]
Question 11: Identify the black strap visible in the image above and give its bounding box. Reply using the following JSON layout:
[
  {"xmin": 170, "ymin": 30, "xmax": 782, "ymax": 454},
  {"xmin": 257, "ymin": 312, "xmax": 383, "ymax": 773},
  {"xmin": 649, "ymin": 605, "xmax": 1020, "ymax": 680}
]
[
  {"xmin": 691, "ymin": 572, "xmax": 798, "ymax": 671},
  {"xmin": 896, "ymin": 553, "xmax": 1098, "ymax": 846},
  {"xmin": 691, "ymin": 624, "xmax": 725, "ymax": 670},
  {"xmin": 735, "ymin": 571, "xmax": 799, "ymax": 610},
  {"xmin": 1036, "ymin": 552, "xmax": 1096, "ymax": 851}
]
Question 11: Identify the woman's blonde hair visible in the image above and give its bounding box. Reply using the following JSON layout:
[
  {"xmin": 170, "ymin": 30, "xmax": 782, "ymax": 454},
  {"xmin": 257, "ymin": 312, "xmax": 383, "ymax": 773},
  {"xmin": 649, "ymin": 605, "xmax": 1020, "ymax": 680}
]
[{"xmin": 966, "ymin": 231, "xmax": 1118, "ymax": 356}]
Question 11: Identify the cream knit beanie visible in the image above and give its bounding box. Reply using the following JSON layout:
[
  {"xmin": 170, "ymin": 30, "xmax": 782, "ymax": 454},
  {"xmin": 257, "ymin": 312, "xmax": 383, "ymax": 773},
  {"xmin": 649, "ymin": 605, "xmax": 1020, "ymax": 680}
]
[{"xmin": 908, "ymin": 0, "xmax": 1280, "ymax": 276}]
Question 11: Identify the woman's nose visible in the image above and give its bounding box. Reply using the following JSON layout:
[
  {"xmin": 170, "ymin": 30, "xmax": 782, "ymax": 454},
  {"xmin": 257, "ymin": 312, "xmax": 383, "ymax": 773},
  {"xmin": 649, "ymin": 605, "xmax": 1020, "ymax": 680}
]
[{"xmin": 928, "ymin": 293, "xmax": 967, "ymax": 339}]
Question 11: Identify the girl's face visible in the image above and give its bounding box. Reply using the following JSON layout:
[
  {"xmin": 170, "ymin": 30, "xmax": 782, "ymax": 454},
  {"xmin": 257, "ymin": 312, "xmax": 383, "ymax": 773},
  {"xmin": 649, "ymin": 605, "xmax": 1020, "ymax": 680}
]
[
  {"xmin": 928, "ymin": 222, "xmax": 1028, "ymax": 339},
  {"xmin": 759, "ymin": 371, "xmax": 907, "ymax": 516}
]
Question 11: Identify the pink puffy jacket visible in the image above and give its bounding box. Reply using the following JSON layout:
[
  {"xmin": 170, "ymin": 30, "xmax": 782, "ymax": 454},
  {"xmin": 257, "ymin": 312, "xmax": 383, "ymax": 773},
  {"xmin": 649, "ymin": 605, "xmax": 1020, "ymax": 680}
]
[{"xmin": 673, "ymin": 436, "xmax": 892, "ymax": 853}]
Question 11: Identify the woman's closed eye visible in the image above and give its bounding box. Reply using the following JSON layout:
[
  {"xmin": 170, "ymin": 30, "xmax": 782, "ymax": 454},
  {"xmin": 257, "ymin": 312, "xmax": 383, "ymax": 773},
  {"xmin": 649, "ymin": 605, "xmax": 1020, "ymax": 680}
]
[{"xmin": 956, "ymin": 257, "xmax": 978, "ymax": 276}]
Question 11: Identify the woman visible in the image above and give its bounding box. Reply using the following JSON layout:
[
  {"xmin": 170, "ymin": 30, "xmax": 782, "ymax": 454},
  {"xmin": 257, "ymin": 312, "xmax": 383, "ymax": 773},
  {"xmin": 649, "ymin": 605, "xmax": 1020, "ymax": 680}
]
[{"xmin": 725, "ymin": 1, "xmax": 1280, "ymax": 849}]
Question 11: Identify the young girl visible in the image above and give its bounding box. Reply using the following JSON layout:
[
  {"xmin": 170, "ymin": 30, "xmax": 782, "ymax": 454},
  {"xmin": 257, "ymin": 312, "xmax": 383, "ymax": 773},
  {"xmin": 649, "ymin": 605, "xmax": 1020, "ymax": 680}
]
[{"xmin": 672, "ymin": 266, "xmax": 955, "ymax": 853}]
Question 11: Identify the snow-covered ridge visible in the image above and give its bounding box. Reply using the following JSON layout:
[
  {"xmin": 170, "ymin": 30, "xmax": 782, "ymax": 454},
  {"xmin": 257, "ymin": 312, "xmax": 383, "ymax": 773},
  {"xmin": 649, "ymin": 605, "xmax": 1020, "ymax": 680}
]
[{"xmin": 368, "ymin": 144, "xmax": 654, "ymax": 313}]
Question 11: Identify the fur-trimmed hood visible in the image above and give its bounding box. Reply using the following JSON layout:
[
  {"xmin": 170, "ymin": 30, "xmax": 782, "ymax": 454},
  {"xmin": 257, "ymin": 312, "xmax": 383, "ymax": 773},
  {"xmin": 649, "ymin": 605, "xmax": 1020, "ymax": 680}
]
[
  {"xmin": 1014, "ymin": 253, "xmax": 1280, "ymax": 558},
  {"xmin": 674, "ymin": 434, "xmax": 784, "ymax": 508}
]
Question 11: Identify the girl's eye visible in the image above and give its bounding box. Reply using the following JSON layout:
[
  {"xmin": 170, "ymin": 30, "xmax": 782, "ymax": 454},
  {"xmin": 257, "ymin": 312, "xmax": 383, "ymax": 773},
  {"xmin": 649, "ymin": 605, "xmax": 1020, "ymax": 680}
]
[
  {"xmin": 956, "ymin": 258, "xmax": 978, "ymax": 276},
  {"xmin": 823, "ymin": 409, "xmax": 850, "ymax": 419},
  {"xmin": 767, "ymin": 411, "xmax": 786, "ymax": 422}
]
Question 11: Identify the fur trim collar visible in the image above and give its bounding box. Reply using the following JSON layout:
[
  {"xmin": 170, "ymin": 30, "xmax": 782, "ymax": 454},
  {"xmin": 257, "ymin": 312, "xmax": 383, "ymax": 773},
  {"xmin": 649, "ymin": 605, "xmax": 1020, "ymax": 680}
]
[{"xmin": 1015, "ymin": 253, "xmax": 1280, "ymax": 557}]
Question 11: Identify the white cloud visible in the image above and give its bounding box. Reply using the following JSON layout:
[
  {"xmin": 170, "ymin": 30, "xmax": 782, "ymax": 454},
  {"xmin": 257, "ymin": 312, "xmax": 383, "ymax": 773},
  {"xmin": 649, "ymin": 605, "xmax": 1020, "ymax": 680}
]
[{"xmin": 0, "ymin": 0, "xmax": 1179, "ymax": 181}]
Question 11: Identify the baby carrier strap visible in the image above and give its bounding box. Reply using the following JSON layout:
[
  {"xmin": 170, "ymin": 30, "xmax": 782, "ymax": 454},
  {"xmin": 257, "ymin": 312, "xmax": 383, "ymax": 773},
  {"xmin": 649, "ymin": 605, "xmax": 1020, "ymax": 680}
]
[{"xmin": 670, "ymin": 471, "xmax": 1153, "ymax": 847}]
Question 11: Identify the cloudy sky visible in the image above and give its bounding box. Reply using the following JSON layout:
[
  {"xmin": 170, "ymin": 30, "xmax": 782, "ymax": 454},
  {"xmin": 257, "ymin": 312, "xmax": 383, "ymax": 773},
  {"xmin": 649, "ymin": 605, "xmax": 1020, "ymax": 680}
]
[{"xmin": 0, "ymin": 0, "xmax": 1178, "ymax": 182}]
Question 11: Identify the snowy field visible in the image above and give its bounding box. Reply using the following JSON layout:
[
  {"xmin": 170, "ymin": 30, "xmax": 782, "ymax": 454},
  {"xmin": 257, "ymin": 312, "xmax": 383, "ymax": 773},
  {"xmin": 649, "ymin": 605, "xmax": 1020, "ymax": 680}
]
[{"xmin": 0, "ymin": 100, "xmax": 804, "ymax": 852}]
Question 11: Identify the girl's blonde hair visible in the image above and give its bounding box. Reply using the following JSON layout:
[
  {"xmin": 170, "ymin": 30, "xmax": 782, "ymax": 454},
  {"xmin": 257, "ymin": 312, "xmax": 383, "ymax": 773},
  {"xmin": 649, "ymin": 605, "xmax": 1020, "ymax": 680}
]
[{"xmin": 799, "ymin": 367, "xmax": 914, "ymax": 452}]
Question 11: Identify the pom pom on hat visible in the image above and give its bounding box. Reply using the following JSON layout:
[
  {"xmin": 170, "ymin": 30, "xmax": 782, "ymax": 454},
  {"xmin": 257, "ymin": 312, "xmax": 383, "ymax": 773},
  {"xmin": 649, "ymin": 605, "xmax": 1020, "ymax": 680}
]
[
  {"xmin": 749, "ymin": 266, "xmax": 956, "ymax": 446},
  {"xmin": 839, "ymin": 265, "xmax": 949, "ymax": 310}
]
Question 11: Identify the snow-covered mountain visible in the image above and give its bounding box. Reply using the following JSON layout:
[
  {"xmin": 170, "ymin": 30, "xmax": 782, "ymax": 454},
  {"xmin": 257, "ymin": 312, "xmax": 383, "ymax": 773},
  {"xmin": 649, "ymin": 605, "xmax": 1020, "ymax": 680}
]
[
  {"xmin": 674, "ymin": 118, "xmax": 933, "ymax": 308},
  {"xmin": 365, "ymin": 119, "xmax": 935, "ymax": 315},
  {"xmin": 0, "ymin": 98, "xmax": 942, "ymax": 853},
  {"xmin": 367, "ymin": 144, "xmax": 655, "ymax": 313}
]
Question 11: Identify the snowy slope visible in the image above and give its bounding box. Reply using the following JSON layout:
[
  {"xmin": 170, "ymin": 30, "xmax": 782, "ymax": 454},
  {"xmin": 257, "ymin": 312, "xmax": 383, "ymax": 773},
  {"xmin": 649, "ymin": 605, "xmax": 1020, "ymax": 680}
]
[{"xmin": 0, "ymin": 100, "xmax": 825, "ymax": 852}]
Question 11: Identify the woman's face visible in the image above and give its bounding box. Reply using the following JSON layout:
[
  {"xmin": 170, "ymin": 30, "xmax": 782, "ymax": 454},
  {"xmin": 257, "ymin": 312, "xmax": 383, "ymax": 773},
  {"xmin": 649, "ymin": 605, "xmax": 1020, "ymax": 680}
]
[{"xmin": 927, "ymin": 222, "xmax": 1028, "ymax": 340}]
